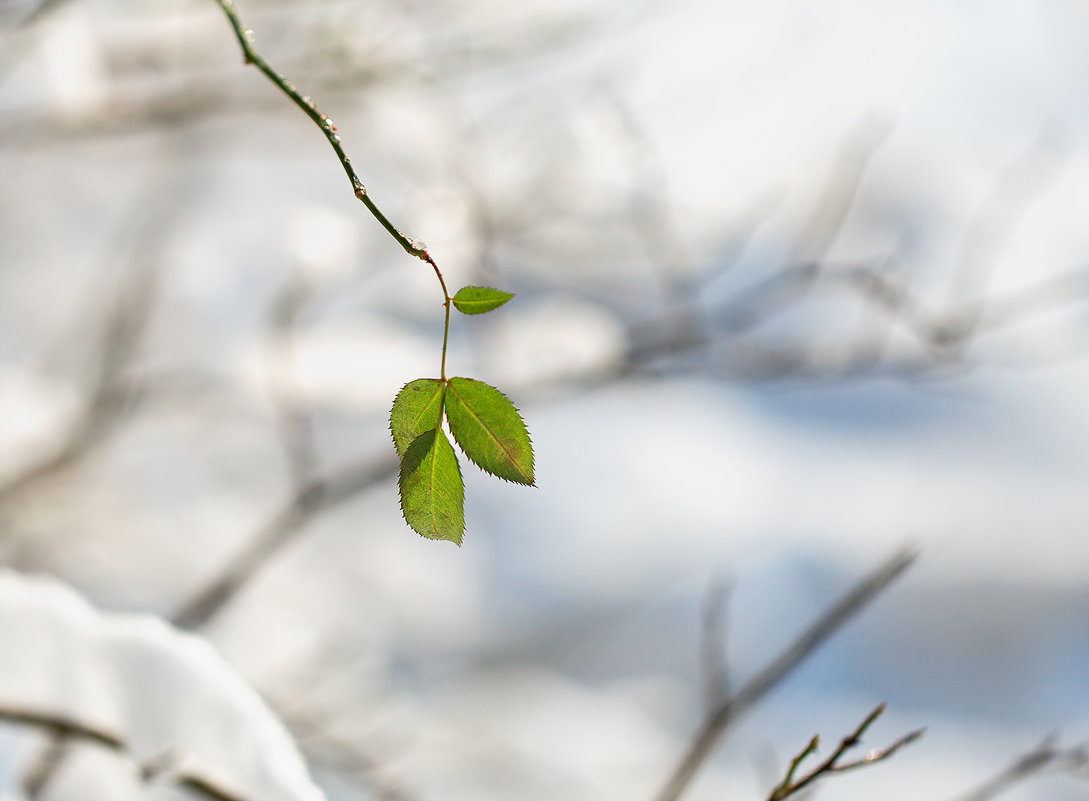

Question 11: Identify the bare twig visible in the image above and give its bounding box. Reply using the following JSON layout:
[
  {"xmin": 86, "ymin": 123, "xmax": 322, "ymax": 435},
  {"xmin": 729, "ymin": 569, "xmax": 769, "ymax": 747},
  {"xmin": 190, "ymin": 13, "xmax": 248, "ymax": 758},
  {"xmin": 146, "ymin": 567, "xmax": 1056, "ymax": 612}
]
[
  {"xmin": 0, "ymin": 136, "xmax": 213, "ymax": 520},
  {"xmin": 14, "ymin": 0, "xmax": 74, "ymax": 28},
  {"xmin": 7, "ymin": 137, "xmax": 217, "ymax": 798},
  {"xmin": 622, "ymin": 247, "xmax": 1089, "ymax": 384},
  {"xmin": 765, "ymin": 703, "xmax": 923, "ymax": 801},
  {"xmin": 2, "ymin": 705, "xmax": 250, "ymax": 801},
  {"xmin": 844, "ymin": 260, "xmax": 1089, "ymax": 360},
  {"xmin": 714, "ymin": 118, "xmax": 892, "ymax": 334},
  {"xmin": 170, "ymin": 451, "xmax": 397, "ymax": 631},
  {"xmin": 0, "ymin": 250, "xmax": 155, "ymax": 512},
  {"xmin": 942, "ymin": 129, "xmax": 1066, "ymax": 351},
  {"xmin": 2, "ymin": 706, "xmax": 123, "ymax": 752},
  {"xmin": 250, "ymin": 636, "xmax": 429, "ymax": 801},
  {"xmin": 698, "ymin": 577, "xmax": 730, "ymax": 708},
  {"xmin": 263, "ymin": 272, "xmax": 321, "ymax": 488},
  {"xmin": 949, "ymin": 735, "xmax": 1089, "ymax": 801},
  {"xmin": 285, "ymin": 707, "xmax": 424, "ymax": 801},
  {"xmin": 649, "ymin": 547, "xmax": 916, "ymax": 801}
]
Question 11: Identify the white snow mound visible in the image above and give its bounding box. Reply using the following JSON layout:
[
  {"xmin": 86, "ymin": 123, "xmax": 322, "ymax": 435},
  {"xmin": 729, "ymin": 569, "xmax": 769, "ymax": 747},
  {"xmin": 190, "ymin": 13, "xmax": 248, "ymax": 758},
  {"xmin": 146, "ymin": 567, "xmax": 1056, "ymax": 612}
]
[{"xmin": 0, "ymin": 569, "xmax": 326, "ymax": 801}]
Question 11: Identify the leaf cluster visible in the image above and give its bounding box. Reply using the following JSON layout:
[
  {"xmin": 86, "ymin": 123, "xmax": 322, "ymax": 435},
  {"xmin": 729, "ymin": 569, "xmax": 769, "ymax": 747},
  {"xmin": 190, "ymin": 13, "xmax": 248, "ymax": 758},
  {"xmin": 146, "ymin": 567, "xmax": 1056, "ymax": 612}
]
[{"xmin": 390, "ymin": 287, "xmax": 533, "ymax": 544}]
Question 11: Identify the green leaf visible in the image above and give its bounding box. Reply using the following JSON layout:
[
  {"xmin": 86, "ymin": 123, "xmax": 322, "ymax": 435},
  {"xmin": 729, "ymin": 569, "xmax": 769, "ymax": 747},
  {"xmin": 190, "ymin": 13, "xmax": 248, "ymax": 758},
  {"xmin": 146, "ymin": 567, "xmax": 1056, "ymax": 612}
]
[
  {"xmin": 445, "ymin": 377, "xmax": 534, "ymax": 485},
  {"xmin": 398, "ymin": 428, "xmax": 464, "ymax": 544},
  {"xmin": 451, "ymin": 286, "xmax": 513, "ymax": 315},
  {"xmin": 389, "ymin": 378, "xmax": 445, "ymax": 457}
]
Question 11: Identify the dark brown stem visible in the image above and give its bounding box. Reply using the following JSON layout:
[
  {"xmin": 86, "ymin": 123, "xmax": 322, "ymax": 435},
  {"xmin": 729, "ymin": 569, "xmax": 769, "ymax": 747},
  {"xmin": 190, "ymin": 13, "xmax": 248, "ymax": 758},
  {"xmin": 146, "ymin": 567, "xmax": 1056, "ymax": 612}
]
[{"xmin": 650, "ymin": 547, "xmax": 917, "ymax": 801}]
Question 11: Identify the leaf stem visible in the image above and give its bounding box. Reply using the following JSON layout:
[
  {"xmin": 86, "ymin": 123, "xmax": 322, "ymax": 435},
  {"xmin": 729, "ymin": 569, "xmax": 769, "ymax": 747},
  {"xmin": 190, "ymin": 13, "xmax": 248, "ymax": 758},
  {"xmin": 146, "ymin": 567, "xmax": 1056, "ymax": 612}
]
[
  {"xmin": 213, "ymin": 0, "xmax": 456, "ymax": 392},
  {"xmin": 430, "ymin": 255, "xmax": 452, "ymax": 381},
  {"xmin": 440, "ymin": 298, "xmax": 451, "ymax": 381},
  {"xmin": 213, "ymin": 0, "xmax": 430, "ymax": 263}
]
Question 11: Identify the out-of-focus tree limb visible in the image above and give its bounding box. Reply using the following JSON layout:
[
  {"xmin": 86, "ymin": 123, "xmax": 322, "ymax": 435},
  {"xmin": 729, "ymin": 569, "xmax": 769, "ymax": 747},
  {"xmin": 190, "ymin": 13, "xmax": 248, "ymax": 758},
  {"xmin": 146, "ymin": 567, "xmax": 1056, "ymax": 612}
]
[
  {"xmin": 0, "ymin": 147, "xmax": 194, "ymax": 514},
  {"xmin": 698, "ymin": 577, "xmax": 730, "ymax": 709},
  {"xmin": 650, "ymin": 547, "xmax": 916, "ymax": 801},
  {"xmin": 1, "ymin": 704, "xmax": 251, "ymax": 801},
  {"xmin": 949, "ymin": 736, "xmax": 1089, "ymax": 801},
  {"xmin": 170, "ymin": 451, "xmax": 397, "ymax": 631}
]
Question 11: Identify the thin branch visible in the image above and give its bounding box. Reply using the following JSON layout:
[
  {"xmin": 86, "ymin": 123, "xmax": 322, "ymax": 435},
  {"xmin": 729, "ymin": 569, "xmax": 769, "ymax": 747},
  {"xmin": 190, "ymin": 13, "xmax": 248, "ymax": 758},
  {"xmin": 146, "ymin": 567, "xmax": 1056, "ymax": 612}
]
[
  {"xmin": 2, "ymin": 707, "xmax": 124, "ymax": 752},
  {"xmin": 213, "ymin": 0, "xmax": 431, "ymax": 263},
  {"xmin": 649, "ymin": 547, "xmax": 916, "ymax": 801},
  {"xmin": 13, "ymin": 0, "xmax": 73, "ymax": 28},
  {"xmin": 0, "ymin": 8, "xmax": 595, "ymax": 150},
  {"xmin": 7, "ymin": 137, "xmax": 220, "ymax": 797},
  {"xmin": 0, "ymin": 261, "xmax": 154, "ymax": 513},
  {"xmin": 263, "ymin": 272, "xmax": 321, "ymax": 489},
  {"xmin": 1, "ymin": 706, "xmax": 249, "ymax": 801},
  {"xmin": 0, "ymin": 141, "xmax": 198, "ymax": 518},
  {"xmin": 949, "ymin": 735, "xmax": 1089, "ymax": 801},
  {"xmin": 21, "ymin": 733, "xmax": 70, "ymax": 798},
  {"xmin": 714, "ymin": 118, "xmax": 892, "ymax": 334},
  {"xmin": 622, "ymin": 248, "xmax": 1089, "ymax": 384},
  {"xmin": 170, "ymin": 451, "xmax": 398, "ymax": 631},
  {"xmin": 765, "ymin": 704, "xmax": 924, "ymax": 801},
  {"xmin": 698, "ymin": 577, "xmax": 730, "ymax": 708},
  {"xmin": 831, "ymin": 725, "xmax": 922, "ymax": 772},
  {"xmin": 285, "ymin": 707, "xmax": 425, "ymax": 801},
  {"xmin": 844, "ymin": 261, "xmax": 1089, "ymax": 357},
  {"xmin": 943, "ymin": 129, "xmax": 1066, "ymax": 350},
  {"xmin": 789, "ymin": 117, "xmax": 895, "ymax": 266}
]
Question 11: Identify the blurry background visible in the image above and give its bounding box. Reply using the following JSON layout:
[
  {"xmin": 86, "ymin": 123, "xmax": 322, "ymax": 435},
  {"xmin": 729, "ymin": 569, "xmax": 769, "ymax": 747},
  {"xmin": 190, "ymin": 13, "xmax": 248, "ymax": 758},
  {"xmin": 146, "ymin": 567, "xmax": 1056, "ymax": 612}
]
[{"xmin": 1, "ymin": 0, "xmax": 1088, "ymax": 799}]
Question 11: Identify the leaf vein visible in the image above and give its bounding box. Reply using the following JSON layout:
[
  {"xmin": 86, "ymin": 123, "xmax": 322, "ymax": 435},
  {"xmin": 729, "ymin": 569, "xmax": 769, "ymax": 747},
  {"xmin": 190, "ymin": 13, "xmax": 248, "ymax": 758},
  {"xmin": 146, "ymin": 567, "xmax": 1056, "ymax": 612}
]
[{"xmin": 448, "ymin": 382, "xmax": 531, "ymax": 482}]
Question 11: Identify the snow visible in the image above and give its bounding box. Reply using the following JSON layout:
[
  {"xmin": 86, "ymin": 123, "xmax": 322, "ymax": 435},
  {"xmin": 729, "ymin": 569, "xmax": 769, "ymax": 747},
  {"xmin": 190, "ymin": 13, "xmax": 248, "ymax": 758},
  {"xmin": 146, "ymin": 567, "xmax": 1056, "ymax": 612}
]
[{"xmin": 0, "ymin": 571, "xmax": 325, "ymax": 801}]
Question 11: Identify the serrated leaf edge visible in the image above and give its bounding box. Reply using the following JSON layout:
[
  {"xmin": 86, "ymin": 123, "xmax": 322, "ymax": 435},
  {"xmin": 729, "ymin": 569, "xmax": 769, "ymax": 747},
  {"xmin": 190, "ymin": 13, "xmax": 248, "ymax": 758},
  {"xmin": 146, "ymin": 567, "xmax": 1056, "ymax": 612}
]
[
  {"xmin": 389, "ymin": 378, "xmax": 445, "ymax": 458},
  {"xmin": 445, "ymin": 378, "xmax": 535, "ymax": 486},
  {"xmin": 397, "ymin": 428, "xmax": 465, "ymax": 545}
]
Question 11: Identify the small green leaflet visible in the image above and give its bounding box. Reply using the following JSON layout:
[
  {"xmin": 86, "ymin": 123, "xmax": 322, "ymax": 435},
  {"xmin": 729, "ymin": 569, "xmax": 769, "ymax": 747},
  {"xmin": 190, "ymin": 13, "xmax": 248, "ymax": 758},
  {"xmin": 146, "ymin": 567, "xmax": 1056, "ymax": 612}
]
[
  {"xmin": 398, "ymin": 428, "xmax": 465, "ymax": 544},
  {"xmin": 389, "ymin": 378, "xmax": 444, "ymax": 457},
  {"xmin": 445, "ymin": 377, "xmax": 535, "ymax": 486},
  {"xmin": 451, "ymin": 286, "xmax": 513, "ymax": 315}
]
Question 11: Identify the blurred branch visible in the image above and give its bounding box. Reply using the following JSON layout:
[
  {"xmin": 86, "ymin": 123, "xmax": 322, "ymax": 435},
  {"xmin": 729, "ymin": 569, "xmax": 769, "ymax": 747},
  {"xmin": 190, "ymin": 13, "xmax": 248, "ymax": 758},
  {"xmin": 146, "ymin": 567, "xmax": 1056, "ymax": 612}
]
[
  {"xmin": 847, "ymin": 262, "xmax": 1089, "ymax": 348},
  {"xmin": 765, "ymin": 703, "xmax": 923, "ymax": 801},
  {"xmin": 0, "ymin": 3, "xmax": 594, "ymax": 148},
  {"xmin": 1, "ymin": 705, "xmax": 123, "ymax": 751},
  {"xmin": 788, "ymin": 117, "xmax": 895, "ymax": 264},
  {"xmin": 622, "ymin": 249, "xmax": 1089, "ymax": 382},
  {"xmin": 944, "ymin": 129, "xmax": 1066, "ymax": 347},
  {"xmin": 611, "ymin": 120, "xmax": 1088, "ymax": 383},
  {"xmin": 13, "ymin": 0, "xmax": 73, "ymax": 28},
  {"xmin": 0, "ymin": 264, "xmax": 153, "ymax": 510},
  {"xmin": 16, "ymin": 419, "xmax": 376, "ymax": 792},
  {"xmin": 950, "ymin": 735, "xmax": 1089, "ymax": 801},
  {"xmin": 601, "ymin": 82, "xmax": 695, "ymax": 298},
  {"xmin": 7, "ymin": 137, "xmax": 214, "ymax": 796},
  {"xmin": 254, "ymin": 636, "xmax": 429, "ymax": 801},
  {"xmin": 263, "ymin": 273, "xmax": 320, "ymax": 488},
  {"xmin": 698, "ymin": 577, "xmax": 730, "ymax": 709},
  {"xmin": 0, "ymin": 147, "xmax": 185, "ymax": 514},
  {"xmin": 170, "ymin": 451, "xmax": 397, "ymax": 630},
  {"xmin": 0, "ymin": 705, "xmax": 250, "ymax": 801},
  {"xmin": 650, "ymin": 547, "xmax": 916, "ymax": 801},
  {"xmin": 285, "ymin": 706, "xmax": 425, "ymax": 801},
  {"xmin": 839, "ymin": 260, "xmax": 1089, "ymax": 368},
  {"xmin": 714, "ymin": 118, "xmax": 892, "ymax": 334}
]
